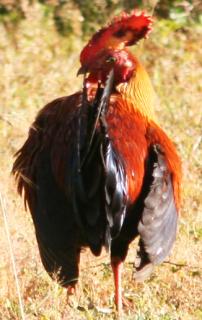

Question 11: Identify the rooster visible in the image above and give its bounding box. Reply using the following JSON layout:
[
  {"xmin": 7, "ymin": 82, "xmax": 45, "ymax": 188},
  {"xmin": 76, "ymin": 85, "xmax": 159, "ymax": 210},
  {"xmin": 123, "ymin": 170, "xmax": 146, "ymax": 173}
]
[{"xmin": 13, "ymin": 10, "xmax": 181, "ymax": 313}]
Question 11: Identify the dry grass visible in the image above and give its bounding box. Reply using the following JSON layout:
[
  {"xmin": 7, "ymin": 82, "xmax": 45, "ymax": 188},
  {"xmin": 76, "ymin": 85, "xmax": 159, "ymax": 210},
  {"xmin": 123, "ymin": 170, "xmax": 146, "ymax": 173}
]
[{"xmin": 0, "ymin": 3, "xmax": 202, "ymax": 320}]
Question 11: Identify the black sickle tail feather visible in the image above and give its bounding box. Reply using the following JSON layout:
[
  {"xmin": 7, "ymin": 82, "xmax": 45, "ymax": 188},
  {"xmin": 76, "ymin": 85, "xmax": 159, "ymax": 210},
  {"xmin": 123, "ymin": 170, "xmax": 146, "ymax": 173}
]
[
  {"xmin": 134, "ymin": 145, "xmax": 178, "ymax": 281},
  {"xmin": 101, "ymin": 137, "xmax": 127, "ymax": 249},
  {"xmin": 71, "ymin": 69, "xmax": 127, "ymax": 253},
  {"xmin": 99, "ymin": 70, "xmax": 127, "ymax": 247}
]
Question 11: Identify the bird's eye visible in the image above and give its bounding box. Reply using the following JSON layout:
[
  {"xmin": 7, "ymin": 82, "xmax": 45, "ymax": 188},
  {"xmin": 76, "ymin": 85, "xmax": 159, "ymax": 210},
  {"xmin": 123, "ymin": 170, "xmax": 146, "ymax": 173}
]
[{"xmin": 106, "ymin": 56, "xmax": 117, "ymax": 63}]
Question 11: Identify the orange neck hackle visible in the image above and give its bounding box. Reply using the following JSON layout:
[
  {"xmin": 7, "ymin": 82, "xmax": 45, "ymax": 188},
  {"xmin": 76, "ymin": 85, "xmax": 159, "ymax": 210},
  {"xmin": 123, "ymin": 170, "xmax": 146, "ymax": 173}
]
[{"xmin": 116, "ymin": 58, "xmax": 157, "ymax": 121}]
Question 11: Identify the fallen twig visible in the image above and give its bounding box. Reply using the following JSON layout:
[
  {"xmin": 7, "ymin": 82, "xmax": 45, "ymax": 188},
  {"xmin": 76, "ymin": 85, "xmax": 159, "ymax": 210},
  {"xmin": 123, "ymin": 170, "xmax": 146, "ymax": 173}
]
[{"xmin": 0, "ymin": 115, "xmax": 13, "ymax": 127}]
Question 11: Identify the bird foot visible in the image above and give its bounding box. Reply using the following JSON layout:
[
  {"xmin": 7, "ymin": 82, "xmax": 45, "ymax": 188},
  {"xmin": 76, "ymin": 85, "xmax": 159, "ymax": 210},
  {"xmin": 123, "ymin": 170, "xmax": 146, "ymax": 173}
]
[
  {"xmin": 115, "ymin": 297, "xmax": 133, "ymax": 319},
  {"xmin": 122, "ymin": 296, "xmax": 133, "ymax": 309}
]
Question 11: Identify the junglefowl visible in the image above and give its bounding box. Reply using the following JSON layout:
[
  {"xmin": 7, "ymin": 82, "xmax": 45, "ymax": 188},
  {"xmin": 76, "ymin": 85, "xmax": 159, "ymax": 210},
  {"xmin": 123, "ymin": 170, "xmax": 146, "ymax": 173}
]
[{"xmin": 12, "ymin": 9, "xmax": 181, "ymax": 313}]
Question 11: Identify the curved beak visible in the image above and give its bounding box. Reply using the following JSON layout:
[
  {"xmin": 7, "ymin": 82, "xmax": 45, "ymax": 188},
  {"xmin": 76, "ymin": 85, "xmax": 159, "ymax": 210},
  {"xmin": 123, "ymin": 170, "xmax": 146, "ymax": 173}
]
[{"xmin": 77, "ymin": 65, "xmax": 88, "ymax": 77}]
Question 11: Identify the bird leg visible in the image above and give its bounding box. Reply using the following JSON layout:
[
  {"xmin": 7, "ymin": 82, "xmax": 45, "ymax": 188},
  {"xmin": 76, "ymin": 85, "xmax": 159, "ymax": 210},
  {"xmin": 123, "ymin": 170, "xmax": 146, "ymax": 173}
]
[{"xmin": 111, "ymin": 257, "xmax": 123, "ymax": 314}]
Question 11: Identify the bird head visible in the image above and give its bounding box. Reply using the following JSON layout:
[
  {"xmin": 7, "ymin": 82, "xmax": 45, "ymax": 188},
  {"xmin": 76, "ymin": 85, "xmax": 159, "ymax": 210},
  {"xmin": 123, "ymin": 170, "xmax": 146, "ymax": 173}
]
[{"xmin": 78, "ymin": 10, "xmax": 153, "ymax": 85}]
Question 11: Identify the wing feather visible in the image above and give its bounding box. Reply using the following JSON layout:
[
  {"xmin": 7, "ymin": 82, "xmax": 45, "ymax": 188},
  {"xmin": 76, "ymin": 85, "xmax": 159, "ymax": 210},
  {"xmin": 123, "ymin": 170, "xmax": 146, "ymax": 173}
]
[{"xmin": 135, "ymin": 145, "xmax": 178, "ymax": 281}]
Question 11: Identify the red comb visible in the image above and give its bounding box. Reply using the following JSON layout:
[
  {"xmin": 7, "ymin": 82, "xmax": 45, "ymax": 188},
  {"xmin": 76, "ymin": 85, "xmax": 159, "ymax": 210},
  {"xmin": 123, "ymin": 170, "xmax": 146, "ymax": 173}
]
[
  {"xmin": 110, "ymin": 10, "xmax": 153, "ymax": 43},
  {"xmin": 80, "ymin": 10, "xmax": 153, "ymax": 65}
]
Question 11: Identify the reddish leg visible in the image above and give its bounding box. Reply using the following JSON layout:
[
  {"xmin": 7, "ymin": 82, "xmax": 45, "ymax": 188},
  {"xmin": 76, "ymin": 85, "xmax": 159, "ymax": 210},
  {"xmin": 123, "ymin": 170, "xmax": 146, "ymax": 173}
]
[{"xmin": 111, "ymin": 257, "xmax": 123, "ymax": 314}]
